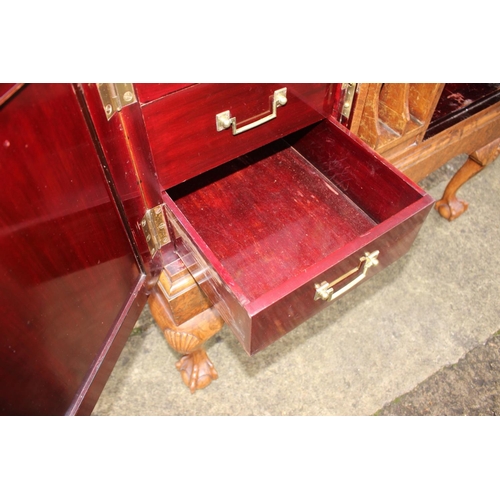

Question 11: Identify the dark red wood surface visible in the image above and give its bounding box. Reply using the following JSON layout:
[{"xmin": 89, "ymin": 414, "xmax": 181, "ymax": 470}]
[
  {"xmin": 69, "ymin": 279, "xmax": 147, "ymax": 415},
  {"xmin": 0, "ymin": 84, "xmax": 145, "ymax": 415},
  {"xmin": 134, "ymin": 83, "xmax": 195, "ymax": 104},
  {"xmin": 0, "ymin": 84, "xmax": 24, "ymax": 106},
  {"xmin": 142, "ymin": 83, "xmax": 339, "ymax": 189},
  {"xmin": 164, "ymin": 118, "xmax": 434, "ymax": 354},
  {"xmin": 78, "ymin": 84, "xmax": 168, "ymax": 279},
  {"xmin": 248, "ymin": 202, "xmax": 432, "ymax": 354},
  {"xmin": 168, "ymin": 141, "xmax": 377, "ymax": 303},
  {"xmin": 286, "ymin": 121, "xmax": 424, "ymax": 221},
  {"xmin": 424, "ymin": 83, "xmax": 500, "ymax": 139}
]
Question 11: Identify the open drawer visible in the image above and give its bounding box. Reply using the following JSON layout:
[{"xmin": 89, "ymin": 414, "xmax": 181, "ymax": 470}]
[{"xmin": 163, "ymin": 119, "xmax": 434, "ymax": 355}]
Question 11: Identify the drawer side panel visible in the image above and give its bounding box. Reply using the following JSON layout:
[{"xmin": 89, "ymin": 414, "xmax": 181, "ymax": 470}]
[
  {"xmin": 287, "ymin": 120, "xmax": 425, "ymax": 222},
  {"xmin": 163, "ymin": 201, "xmax": 253, "ymax": 352}
]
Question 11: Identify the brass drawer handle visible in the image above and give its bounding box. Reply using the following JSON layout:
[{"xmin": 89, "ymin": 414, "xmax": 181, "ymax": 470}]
[
  {"xmin": 314, "ymin": 250, "xmax": 380, "ymax": 302},
  {"xmin": 215, "ymin": 88, "xmax": 287, "ymax": 135}
]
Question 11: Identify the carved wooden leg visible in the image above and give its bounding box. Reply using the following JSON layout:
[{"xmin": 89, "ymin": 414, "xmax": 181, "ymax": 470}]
[
  {"xmin": 148, "ymin": 255, "xmax": 224, "ymax": 393},
  {"xmin": 435, "ymin": 138, "xmax": 500, "ymax": 221}
]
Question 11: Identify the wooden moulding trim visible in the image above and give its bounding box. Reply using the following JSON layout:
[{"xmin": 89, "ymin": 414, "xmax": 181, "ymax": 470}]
[
  {"xmin": 394, "ymin": 100, "xmax": 500, "ymax": 182},
  {"xmin": 408, "ymin": 84, "xmax": 445, "ymax": 126},
  {"xmin": 378, "ymin": 83, "xmax": 411, "ymax": 136},
  {"xmin": 0, "ymin": 83, "xmax": 25, "ymax": 106},
  {"xmin": 376, "ymin": 118, "xmax": 423, "ymax": 155},
  {"xmin": 348, "ymin": 84, "xmax": 370, "ymax": 135}
]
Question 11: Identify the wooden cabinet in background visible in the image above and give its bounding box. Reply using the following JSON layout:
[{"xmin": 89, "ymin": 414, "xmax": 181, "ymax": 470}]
[{"xmin": 346, "ymin": 83, "xmax": 500, "ymax": 220}]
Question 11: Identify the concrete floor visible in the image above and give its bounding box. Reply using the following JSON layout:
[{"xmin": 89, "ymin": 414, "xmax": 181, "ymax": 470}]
[
  {"xmin": 92, "ymin": 154, "xmax": 500, "ymax": 416},
  {"xmin": 377, "ymin": 331, "xmax": 500, "ymax": 415}
]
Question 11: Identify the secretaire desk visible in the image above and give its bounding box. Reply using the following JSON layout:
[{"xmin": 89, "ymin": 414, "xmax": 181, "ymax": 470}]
[
  {"xmin": 0, "ymin": 84, "xmax": 433, "ymax": 415},
  {"xmin": 345, "ymin": 83, "xmax": 500, "ymax": 220}
]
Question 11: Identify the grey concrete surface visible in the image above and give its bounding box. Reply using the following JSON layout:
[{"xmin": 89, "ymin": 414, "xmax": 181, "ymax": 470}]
[
  {"xmin": 92, "ymin": 154, "xmax": 500, "ymax": 416},
  {"xmin": 377, "ymin": 331, "xmax": 500, "ymax": 415}
]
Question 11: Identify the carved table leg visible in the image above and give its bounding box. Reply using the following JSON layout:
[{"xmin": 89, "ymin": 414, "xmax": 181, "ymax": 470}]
[
  {"xmin": 148, "ymin": 256, "xmax": 224, "ymax": 393},
  {"xmin": 435, "ymin": 138, "xmax": 500, "ymax": 221}
]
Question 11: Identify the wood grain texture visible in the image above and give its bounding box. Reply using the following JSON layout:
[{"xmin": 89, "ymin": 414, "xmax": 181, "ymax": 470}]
[
  {"xmin": 287, "ymin": 121, "xmax": 423, "ymax": 222},
  {"xmin": 353, "ymin": 83, "xmax": 431, "ymax": 156},
  {"xmin": 164, "ymin": 119, "xmax": 433, "ymax": 354},
  {"xmin": 435, "ymin": 138, "xmax": 500, "ymax": 220},
  {"xmin": 169, "ymin": 141, "xmax": 376, "ymax": 303},
  {"xmin": 354, "ymin": 83, "xmax": 383, "ymax": 148},
  {"xmin": 408, "ymin": 83, "xmax": 444, "ymax": 124},
  {"xmin": 134, "ymin": 84, "xmax": 195, "ymax": 104},
  {"xmin": 141, "ymin": 83, "xmax": 338, "ymax": 189},
  {"xmin": 78, "ymin": 84, "xmax": 168, "ymax": 279},
  {"xmin": 350, "ymin": 84, "xmax": 500, "ymax": 186},
  {"xmin": 395, "ymin": 100, "xmax": 500, "ymax": 182},
  {"xmin": 149, "ymin": 267, "xmax": 224, "ymax": 393},
  {"xmin": 0, "ymin": 84, "xmax": 143, "ymax": 415},
  {"xmin": 0, "ymin": 83, "xmax": 24, "ymax": 106},
  {"xmin": 378, "ymin": 83, "xmax": 410, "ymax": 135}
]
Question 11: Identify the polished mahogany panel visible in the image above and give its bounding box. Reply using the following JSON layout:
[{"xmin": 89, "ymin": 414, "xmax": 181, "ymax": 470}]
[
  {"xmin": 134, "ymin": 83, "xmax": 195, "ymax": 104},
  {"xmin": 0, "ymin": 84, "xmax": 143, "ymax": 415},
  {"xmin": 78, "ymin": 83, "xmax": 168, "ymax": 279},
  {"xmin": 286, "ymin": 121, "xmax": 424, "ymax": 222},
  {"xmin": 0, "ymin": 84, "xmax": 24, "ymax": 106},
  {"xmin": 164, "ymin": 119, "xmax": 434, "ymax": 354},
  {"xmin": 142, "ymin": 83, "xmax": 338, "ymax": 189},
  {"xmin": 168, "ymin": 141, "xmax": 376, "ymax": 303}
]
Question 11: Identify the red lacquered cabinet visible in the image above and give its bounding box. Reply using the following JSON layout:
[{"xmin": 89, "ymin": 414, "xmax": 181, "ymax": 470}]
[
  {"xmin": 0, "ymin": 83, "xmax": 433, "ymax": 413},
  {"xmin": 0, "ymin": 84, "xmax": 148, "ymax": 415}
]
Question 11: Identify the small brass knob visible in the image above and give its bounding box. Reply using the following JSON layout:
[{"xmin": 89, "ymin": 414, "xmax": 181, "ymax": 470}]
[{"xmin": 276, "ymin": 94, "xmax": 287, "ymax": 107}]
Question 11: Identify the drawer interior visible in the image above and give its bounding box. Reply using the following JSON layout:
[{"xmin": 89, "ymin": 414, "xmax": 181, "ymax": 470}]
[{"xmin": 166, "ymin": 119, "xmax": 424, "ymax": 305}]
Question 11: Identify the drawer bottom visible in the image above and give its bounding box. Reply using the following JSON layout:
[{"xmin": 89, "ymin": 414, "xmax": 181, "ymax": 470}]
[{"xmin": 168, "ymin": 141, "xmax": 378, "ymax": 304}]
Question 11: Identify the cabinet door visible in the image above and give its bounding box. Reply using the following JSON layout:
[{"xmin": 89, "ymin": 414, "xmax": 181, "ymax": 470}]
[{"xmin": 0, "ymin": 84, "xmax": 146, "ymax": 415}]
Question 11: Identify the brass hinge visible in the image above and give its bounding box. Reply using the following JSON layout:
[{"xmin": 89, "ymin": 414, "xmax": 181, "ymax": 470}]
[
  {"xmin": 97, "ymin": 83, "xmax": 137, "ymax": 120},
  {"xmin": 340, "ymin": 83, "xmax": 357, "ymax": 123},
  {"xmin": 141, "ymin": 204, "xmax": 171, "ymax": 257}
]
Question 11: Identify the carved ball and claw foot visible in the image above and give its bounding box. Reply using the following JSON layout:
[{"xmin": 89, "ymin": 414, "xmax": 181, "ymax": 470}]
[
  {"xmin": 148, "ymin": 254, "xmax": 224, "ymax": 393},
  {"xmin": 435, "ymin": 191, "xmax": 471, "ymax": 221},
  {"xmin": 435, "ymin": 138, "xmax": 500, "ymax": 221},
  {"xmin": 176, "ymin": 348, "xmax": 219, "ymax": 393},
  {"xmin": 161, "ymin": 306, "xmax": 224, "ymax": 393},
  {"xmin": 435, "ymin": 156, "xmax": 480, "ymax": 221}
]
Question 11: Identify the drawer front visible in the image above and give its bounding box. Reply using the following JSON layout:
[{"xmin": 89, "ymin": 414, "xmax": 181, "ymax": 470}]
[
  {"xmin": 248, "ymin": 207, "xmax": 432, "ymax": 354},
  {"xmin": 134, "ymin": 84, "xmax": 195, "ymax": 104},
  {"xmin": 166, "ymin": 204, "xmax": 432, "ymax": 355},
  {"xmin": 163, "ymin": 119, "xmax": 434, "ymax": 355},
  {"xmin": 141, "ymin": 83, "xmax": 338, "ymax": 189}
]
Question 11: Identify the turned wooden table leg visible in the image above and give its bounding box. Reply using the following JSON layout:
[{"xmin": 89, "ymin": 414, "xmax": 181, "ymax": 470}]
[
  {"xmin": 148, "ymin": 255, "xmax": 224, "ymax": 393},
  {"xmin": 435, "ymin": 138, "xmax": 500, "ymax": 221}
]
